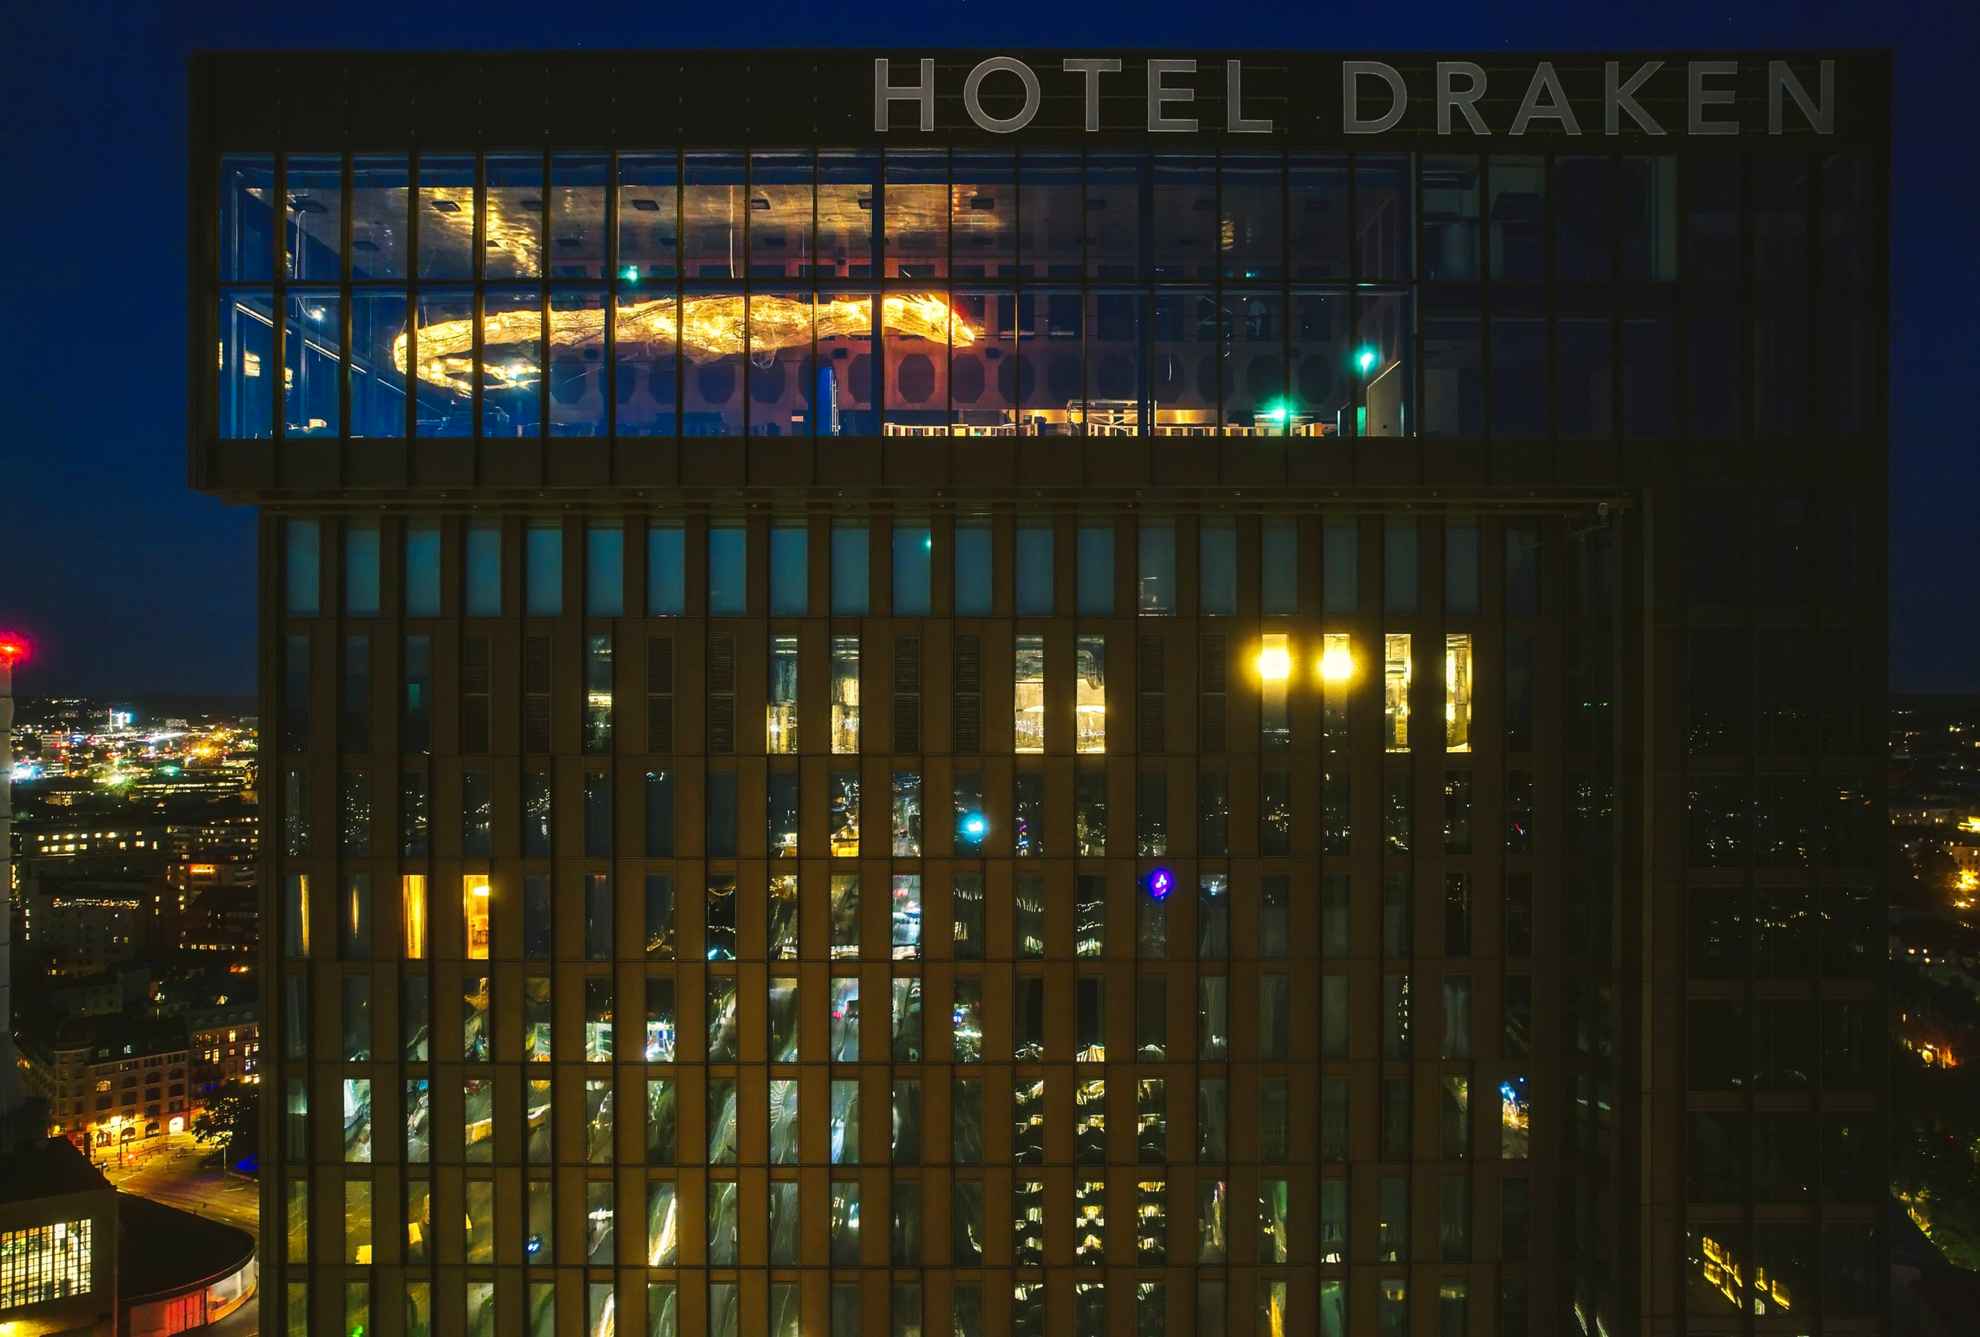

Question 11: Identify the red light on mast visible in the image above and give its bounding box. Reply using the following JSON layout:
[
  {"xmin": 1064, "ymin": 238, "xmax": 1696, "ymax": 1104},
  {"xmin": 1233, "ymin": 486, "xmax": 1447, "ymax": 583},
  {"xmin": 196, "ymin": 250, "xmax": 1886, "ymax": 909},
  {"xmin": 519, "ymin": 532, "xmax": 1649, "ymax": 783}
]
[{"xmin": 0, "ymin": 631, "xmax": 30, "ymax": 668}]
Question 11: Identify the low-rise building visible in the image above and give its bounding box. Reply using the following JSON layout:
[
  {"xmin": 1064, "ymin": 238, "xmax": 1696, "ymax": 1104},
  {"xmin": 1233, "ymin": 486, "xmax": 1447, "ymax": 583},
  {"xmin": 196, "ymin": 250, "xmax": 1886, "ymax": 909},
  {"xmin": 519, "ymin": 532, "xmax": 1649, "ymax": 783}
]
[
  {"xmin": 18, "ymin": 1018, "xmax": 194, "ymax": 1144},
  {"xmin": 0, "ymin": 1135, "xmax": 118, "ymax": 1336}
]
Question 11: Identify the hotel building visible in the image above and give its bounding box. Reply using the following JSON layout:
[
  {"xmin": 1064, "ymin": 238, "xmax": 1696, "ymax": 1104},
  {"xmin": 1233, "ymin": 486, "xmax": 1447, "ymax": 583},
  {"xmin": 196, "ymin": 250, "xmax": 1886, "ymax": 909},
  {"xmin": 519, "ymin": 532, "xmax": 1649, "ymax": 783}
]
[{"xmin": 189, "ymin": 51, "xmax": 1888, "ymax": 1336}]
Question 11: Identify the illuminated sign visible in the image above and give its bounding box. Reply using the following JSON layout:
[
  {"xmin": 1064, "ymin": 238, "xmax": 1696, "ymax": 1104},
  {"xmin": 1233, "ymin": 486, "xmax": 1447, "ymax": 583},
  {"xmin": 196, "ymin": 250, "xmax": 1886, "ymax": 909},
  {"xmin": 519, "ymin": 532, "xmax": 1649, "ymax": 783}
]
[{"xmin": 875, "ymin": 56, "xmax": 1836, "ymax": 137}]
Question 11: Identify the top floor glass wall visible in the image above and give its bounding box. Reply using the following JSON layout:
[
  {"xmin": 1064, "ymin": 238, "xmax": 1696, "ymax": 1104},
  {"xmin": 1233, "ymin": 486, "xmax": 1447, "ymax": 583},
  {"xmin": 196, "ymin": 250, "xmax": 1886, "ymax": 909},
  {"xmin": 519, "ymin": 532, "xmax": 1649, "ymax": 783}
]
[{"xmin": 213, "ymin": 147, "xmax": 1875, "ymax": 443}]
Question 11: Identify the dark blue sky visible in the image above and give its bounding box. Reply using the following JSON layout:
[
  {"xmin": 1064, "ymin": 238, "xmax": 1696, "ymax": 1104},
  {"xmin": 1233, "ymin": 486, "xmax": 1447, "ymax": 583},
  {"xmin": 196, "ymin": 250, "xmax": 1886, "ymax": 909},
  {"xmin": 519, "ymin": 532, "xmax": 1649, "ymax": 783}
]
[{"xmin": 3, "ymin": 1, "xmax": 1973, "ymax": 697}]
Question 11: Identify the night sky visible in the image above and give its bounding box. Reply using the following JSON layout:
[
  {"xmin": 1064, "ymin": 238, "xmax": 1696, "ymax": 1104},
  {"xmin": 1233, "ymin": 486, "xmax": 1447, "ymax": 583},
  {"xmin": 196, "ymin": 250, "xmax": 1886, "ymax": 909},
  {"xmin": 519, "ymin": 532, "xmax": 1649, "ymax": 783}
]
[{"xmin": 3, "ymin": 1, "xmax": 1973, "ymax": 698}]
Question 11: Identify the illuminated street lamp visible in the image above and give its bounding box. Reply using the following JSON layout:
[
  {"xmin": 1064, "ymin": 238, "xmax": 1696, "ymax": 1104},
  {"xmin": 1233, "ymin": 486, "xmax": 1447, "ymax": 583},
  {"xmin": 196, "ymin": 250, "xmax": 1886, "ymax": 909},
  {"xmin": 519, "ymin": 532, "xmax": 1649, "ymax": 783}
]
[{"xmin": 1353, "ymin": 346, "xmax": 1380, "ymax": 376}]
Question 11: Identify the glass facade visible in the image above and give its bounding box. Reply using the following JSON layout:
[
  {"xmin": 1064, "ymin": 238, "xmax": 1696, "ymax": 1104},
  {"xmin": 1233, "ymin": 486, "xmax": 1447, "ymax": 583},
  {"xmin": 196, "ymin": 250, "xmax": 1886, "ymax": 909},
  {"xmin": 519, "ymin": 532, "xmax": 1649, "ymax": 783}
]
[
  {"xmin": 216, "ymin": 144, "xmax": 1865, "ymax": 447},
  {"xmin": 207, "ymin": 50, "xmax": 1886, "ymax": 1337}
]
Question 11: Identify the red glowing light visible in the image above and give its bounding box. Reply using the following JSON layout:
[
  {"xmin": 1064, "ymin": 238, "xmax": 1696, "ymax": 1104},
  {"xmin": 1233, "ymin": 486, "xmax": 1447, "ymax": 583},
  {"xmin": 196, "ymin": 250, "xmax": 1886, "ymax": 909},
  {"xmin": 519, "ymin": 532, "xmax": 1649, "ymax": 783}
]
[{"xmin": 0, "ymin": 631, "xmax": 29, "ymax": 668}]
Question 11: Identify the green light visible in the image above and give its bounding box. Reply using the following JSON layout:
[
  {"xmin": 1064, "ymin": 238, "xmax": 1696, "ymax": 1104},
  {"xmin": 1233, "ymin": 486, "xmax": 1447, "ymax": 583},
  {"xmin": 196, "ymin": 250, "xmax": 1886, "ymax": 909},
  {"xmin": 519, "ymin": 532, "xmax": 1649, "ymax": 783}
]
[
  {"xmin": 620, "ymin": 264, "xmax": 641, "ymax": 284},
  {"xmin": 1259, "ymin": 399, "xmax": 1294, "ymax": 425},
  {"xmin": 1354, "ymin": 347, "xmax": 1379, "ymax": 376}
]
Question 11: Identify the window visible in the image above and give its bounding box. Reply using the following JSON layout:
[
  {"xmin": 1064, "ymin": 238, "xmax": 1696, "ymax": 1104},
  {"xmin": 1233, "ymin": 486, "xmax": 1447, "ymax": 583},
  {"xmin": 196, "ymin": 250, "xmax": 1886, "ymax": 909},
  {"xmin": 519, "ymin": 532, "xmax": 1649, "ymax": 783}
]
[
  {"xmin": 831, "ymin": 523, "xmax": 868, "ymax": 614},
  {"xmin": 1077, "ymin": 525, "xmax": 1114, "ymax": 615},
  {"xmin": 1323, "ymin": 518, "xmax": 1357, "ymax": 613},
  {"xmin": 1446, "ymin": 633, "xmax": 1473, "ymax": 750},
  {"xmin": 1014, "ymin": 636, "xmax": 1045, "ymax": 753},
  {"xmin": 1501, "ymin": 1076, "xmax": 1531, "ymax": 1158},
  {"xmin": 892, "ymin": 772, "xmax": 923, "ymax": 857},
  {"xmin": 343, "ymin": 523, "xmax": 383, "ymax": 616},
  {"xmin": 1139, "ymin": 522, "xmax": 1176, "ymax": 613},
  {"xmin": 525, "ymin": 522, "xmax": 562, "ymax": 616},
  {"xmin": 585, "ymin": 523, "xmax": 623, "ymax": 616},
  {"xmin": 285, "ymin": 519, "xmax": 320, "ymax": 615},
  {"xmin": 954, "ymin": 520, "xmax": 992, "ymax": 615},
  {"xmin": 1199, "ymin": 520, "xmax": 1237, "ymax": 614},
  {"xmin": 0, "ymin": 1221, "xmax": 94, "ymax": 1308},
  {"xmin": 767, "ymin": 636, "xmax": 798, "ymax": 753},
  {"xmin": 1261, "ymin": 518, "xmax": 1297, "ymax": 614},
  {"xmin": 1384, "ymin": 518, "xmax": 1418, "ymax": 613},
  {"xmin": 647, "ymin": 525, "xmax": 685, "ymax": 615},
  {"xmin": 893, "ymin": 522, "xmax": 932, "ymax": 615},
  {"xmin": 1016, "ymin": 521, "xmax": 1054, "ymax": 614},
  {"xmin": 1076, "ymin": 635, "xmax": 1107, "ymax": 753},
  {"xmin": 1385, "ymin": 634, "xmax": 1412, "ymax": 751},
  {"xmin": 465, "ymin": 520, "xmax": 501, "ymax": 616},
  {"xmin": 1446, "ymin": 520, "xmax": 1480, "ymax": 614},
  {"xmin": 830, "ymin": 637, "xmax": 860, "ymax": 752},
  {"xmin": 462, "ymin": 875, "xmax": 490, "ymax": 960},
  {"xmin": 769, "ymin": 523, "xmax": 808, "ymax": 616},
  {"xmin": 708, "ymin": 526, "xmax": 745, "ymax": 616},
  {"xmin": 1258, "ymin": 632, "xmax": 1290, "ymax": 746}
]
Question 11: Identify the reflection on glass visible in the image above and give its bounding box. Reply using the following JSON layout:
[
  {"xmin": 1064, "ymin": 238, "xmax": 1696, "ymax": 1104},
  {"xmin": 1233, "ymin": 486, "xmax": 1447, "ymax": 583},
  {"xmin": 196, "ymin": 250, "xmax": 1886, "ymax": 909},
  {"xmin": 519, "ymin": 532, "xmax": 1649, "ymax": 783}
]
[
  {"xmin": 1446, "ymin": 632, "xmax": 1474, "ymax": 751},
  {"xmin": 767, "ymin": 636, "xmax": 798, "ymax": 753},
  {"xmin": 1076, "ymin": 635, "xmax": 1107, "ymax": 753},
  {"xmin": 218, "ymin": 290, "xmax": 274, "ymax": 439},
  {"xmin": 1384, "ymin": 633, "xmax": 1412, "ymax": 752},
  {"xmin": 1014, "ymin": 636, "xmax": 1045, "ymax": 753},
  {"xmin": 830, "ymin": 637, "xmax": 860, "ymax": 753},
  {"xmin": 284, "ymin": 292, "xmax": 340, "ymax": 436}
]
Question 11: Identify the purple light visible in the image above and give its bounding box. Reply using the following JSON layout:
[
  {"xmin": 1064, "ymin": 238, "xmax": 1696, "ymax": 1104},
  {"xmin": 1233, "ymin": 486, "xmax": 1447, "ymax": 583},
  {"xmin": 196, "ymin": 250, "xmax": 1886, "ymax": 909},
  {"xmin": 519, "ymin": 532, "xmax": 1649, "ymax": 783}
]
[{"xmin": 1146, "ymin": 868, "xmax": 1174, "ymax": 900}]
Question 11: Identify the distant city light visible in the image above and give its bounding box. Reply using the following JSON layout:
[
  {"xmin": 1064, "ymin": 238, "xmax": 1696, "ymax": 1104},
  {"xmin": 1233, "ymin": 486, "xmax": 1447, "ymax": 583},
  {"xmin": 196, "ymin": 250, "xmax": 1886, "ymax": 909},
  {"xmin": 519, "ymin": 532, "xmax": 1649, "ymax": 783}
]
[
  {"xmin": 1255, "ymin": 643, "xmax": 1292, "ymax": 682},
  {"xmin": 1319, "ymin": 644, "xmax": 1355, "ymax": 682},
  {"xmin": 958, "ymin": 811, "xmax": 988, "ymax": 841},
  {"xmin": 1354, "ymin": 346, "xmax": 1379, "ymax": 376},
  {"xmin": 620, "ymin": 264, "xmax": 641, "ymax": 284}
]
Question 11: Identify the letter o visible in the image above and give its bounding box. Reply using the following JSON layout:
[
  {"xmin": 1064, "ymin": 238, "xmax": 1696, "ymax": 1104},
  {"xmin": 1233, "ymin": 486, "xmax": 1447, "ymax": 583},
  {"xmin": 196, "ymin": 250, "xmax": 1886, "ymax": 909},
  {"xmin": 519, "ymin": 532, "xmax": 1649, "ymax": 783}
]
[{"xmin": 964, "ymin": 57, "xmax": 1042, "ymax": 134}]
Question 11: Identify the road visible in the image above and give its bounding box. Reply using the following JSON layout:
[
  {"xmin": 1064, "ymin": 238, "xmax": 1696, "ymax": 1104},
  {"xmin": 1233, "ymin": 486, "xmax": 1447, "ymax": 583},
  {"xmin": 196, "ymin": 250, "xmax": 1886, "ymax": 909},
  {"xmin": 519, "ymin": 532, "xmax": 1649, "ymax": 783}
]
[
  {"xmin": 96, "ymin": 1133, "xmax": 264, "ymax": 1332},
  {"xmin": 97, "ymin": 1134, "xmax": 262, "ymax": 1234}
]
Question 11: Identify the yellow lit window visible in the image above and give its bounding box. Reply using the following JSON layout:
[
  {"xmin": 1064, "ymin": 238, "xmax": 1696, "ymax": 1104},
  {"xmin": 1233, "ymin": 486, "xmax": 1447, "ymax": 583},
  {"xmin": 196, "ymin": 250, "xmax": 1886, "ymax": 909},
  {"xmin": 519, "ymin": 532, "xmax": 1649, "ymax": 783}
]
[
  {"xmin": 1015, "ymin": 636, "xmax": 1046, "ymax": 753},
  {"xmin": 1445, "ymin": 632, "xmax": 1473, "ymax": 752},
  {"xmin": 1384, "ymin": 633, "xmax": 1411, "ymax": 752},
  {"xmin": 401, "ymin": 874, "xmax": 428, "ymax": 959},
  {"xmin": 462, "ymin": 875, "xmax": 491, "ymax": 960},
  {"xmin": 767, "ymin": 635, "xmax": 798, "ymax": 754},
  {"xmin": 829, "ymin": 637, "xmax": 860, "ymax": 754},
  {"xmin": 1257, "ymin": 632, "xmax": 1290, "ymax": 746},
  {"xmin": 1320, "ymin": 632, "xmax": 1354, "ymax": 742},
  {"xmin": 1075, "ymin": 635, "xmax": 1107, "ymax": 754}
]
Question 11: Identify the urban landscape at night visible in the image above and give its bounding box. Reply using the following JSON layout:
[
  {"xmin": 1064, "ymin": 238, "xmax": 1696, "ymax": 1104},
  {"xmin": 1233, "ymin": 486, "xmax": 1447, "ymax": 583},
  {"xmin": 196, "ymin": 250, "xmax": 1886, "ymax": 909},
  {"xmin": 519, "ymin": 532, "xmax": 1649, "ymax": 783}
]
[{"xmin": 3, "ymin": 6, "xmax": 1980, "ymax": 1337}]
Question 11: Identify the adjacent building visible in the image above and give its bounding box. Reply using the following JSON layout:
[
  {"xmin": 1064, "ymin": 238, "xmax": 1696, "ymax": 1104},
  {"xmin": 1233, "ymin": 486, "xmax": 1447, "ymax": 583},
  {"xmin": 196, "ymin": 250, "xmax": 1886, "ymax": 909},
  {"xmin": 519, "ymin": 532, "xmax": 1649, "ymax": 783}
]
[
  {"xmin": 190, "ymin": 51, "xmax": 1889, "ymax": 1336},
  {"xmin": 18, "ymin": 1018, "xmax": 195, "ymax": 1144}
]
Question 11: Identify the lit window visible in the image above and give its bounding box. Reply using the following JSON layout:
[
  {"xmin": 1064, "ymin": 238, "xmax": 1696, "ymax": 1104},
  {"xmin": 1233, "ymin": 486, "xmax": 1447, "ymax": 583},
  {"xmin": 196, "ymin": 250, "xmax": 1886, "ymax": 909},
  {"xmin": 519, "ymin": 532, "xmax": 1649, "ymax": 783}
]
[
  {"xmin": 0, "ymin": 1220, "xmax": 96, "ymax": 1307},
  {"xmin": 1501, "ymin": 1076, "xmax": 1531, "ymax": 1158},
  {"xmin": 1445, "ymin": 632, "xmax": 1473, "ymax": 752},
  {"xmin": 767, "ymin": 636, "xmax": 798, "ymax": 754},
  {"xmin": 1014, "ymin": 636, "xmax": 1045, "ymax": 753},
  {"xmin": 1320, "ymin": 631, "xmax": 1354, "ymax": 742},
  {"xmin": 1076, "ymin": 635, "xmax": 1107, "ymax": 754},
  {"xmin": 830, "ymin": 637, "xmax": 861, "ymax": 753},
  {"xmin": 1257, "ymin": 632, "xmax": 1290, "ymax": 746},
  {"xmin": 462, "ymin": 875, "xmax": 491, "ymax": 960},
  {"xmin": 390, "ymin": 875, "xmax": 424, "ymax": 959},
  {"xmin": 1384, "ymin": 633, "xmax": 1412, "ymax": 752},
  {"xmin": 829, "ymin": 770, "xmax": 860, "ymax": 856}
]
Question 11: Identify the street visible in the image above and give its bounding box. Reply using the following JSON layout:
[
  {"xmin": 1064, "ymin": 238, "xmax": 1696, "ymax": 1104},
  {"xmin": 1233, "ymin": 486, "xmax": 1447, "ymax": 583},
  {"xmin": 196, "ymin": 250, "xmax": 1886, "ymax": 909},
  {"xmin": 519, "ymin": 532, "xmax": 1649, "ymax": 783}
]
[{"xmin": 96, "ymin": 1132, "xmax": 261, "ymax": 1235}]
